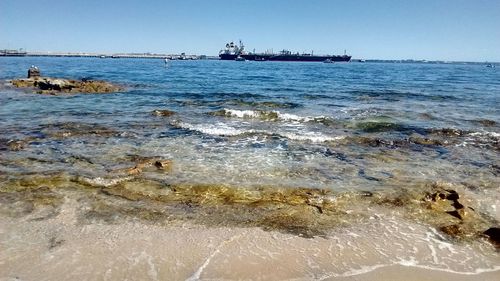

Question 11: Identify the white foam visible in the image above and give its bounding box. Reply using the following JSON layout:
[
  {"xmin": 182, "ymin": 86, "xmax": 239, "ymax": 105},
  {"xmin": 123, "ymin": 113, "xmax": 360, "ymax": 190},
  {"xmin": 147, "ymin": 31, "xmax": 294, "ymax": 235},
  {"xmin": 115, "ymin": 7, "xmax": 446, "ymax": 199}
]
[
  {"xmin": 177, "ymin": 122, "xmax": 251, "ymax": 136},
  {"xmin": 275, "ymin": 112, "xmax": 305, "ymax": 122},
  {"xmin": 223, "ymin": 108, "xmax": 261, "ymax": 119},
  {"xmin": 78, "ymin": 176, "xmax": 133, "ymax": 187},
  {"xmin": 176, "ymin": 121, "xmax": 343, "ymax": 143},
  {"xmin": 395, "ymin": 263, "xmax": 500, "ymax": 275},
  {"xmin": 469, "ymin": 131, "xmax": 500, "ymax": 138},
  {"xmin": 220, "ymin": 108, "xmax": 329, "ymax": 124},
  {"xmin": 281, "ymin": 132, "xmax": 346, "ymax": 143}
]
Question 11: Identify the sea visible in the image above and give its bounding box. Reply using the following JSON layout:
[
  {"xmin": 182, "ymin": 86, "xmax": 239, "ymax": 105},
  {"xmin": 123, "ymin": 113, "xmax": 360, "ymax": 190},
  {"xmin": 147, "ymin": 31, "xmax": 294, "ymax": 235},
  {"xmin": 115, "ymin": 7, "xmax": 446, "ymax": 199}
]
[{"xmin": 0, "ymin": 57, "xmax": 499, "ymax": 279}]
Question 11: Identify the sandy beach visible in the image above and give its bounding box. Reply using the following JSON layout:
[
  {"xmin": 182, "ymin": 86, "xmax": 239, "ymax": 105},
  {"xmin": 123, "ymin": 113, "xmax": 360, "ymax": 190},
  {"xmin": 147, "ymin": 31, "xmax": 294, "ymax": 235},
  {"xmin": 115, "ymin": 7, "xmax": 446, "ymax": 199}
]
[{"xmin": 1, "ymin": 195, "xmax": 499, "ymax": 281}]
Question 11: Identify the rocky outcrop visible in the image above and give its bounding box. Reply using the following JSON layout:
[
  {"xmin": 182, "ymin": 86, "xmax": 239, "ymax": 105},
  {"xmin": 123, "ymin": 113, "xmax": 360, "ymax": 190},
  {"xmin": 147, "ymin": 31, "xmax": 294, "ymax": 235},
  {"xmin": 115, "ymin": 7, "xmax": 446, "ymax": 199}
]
[{"xmin": 11, "ymin": 77, "xmax": 122, "ymax": 94}]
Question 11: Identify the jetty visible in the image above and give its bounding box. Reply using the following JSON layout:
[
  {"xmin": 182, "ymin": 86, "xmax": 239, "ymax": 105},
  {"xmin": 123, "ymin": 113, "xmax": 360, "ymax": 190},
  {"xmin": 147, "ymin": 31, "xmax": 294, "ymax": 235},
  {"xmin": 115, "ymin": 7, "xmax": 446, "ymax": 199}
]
[{"xmin": 1, "ymin": 50, "xmax": 207, "ymax": 60}]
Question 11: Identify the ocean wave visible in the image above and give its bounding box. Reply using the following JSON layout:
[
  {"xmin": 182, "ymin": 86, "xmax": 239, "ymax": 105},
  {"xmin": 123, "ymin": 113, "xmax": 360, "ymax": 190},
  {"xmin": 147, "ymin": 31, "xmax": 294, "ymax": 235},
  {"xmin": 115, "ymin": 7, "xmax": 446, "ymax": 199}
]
[
  {"xmin": 468, "ymin": 131, "xmax": 500, "ymax": 138},
  {"xmin": 172, "ymin": 121, "xmax": 344, "ymax": 143},
  {"xmin": 210, "ymin": 108, "xmax": 332, "ymax": 124},
  {"xmin": 280, "ymin": 132, "xmax": 346, "ymax": 143},
  {"xmin": 175, "ymin": 122, "xmax": 251, "ymax": 136},
  {"xmin": 459, "ymin": 131, "xmax": 500, "ymax": 149}
]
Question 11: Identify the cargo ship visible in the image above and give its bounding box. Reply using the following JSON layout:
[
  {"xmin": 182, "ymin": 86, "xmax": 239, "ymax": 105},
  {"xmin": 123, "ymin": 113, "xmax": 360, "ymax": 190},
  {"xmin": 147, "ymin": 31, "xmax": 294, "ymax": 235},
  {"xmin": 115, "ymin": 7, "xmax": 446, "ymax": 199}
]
[{"xmin": 219, "ymin": 41, "xmax": 351, "ymax": 62}]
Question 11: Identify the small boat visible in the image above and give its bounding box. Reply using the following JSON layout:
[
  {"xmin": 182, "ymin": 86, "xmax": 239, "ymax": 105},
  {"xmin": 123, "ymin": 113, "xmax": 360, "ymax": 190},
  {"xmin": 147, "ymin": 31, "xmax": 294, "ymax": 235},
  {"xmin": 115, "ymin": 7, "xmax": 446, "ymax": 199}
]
[
  {"xmin": 323, "ymin": 59, "xmax": 334, "ymax": 63},
  {"xmin": 486, "ymin": 64, "xmax": 495, "ymax": 68},
  {"xmin": 235, "ymin": 56, "xmax": 246, "ymax": 61}
]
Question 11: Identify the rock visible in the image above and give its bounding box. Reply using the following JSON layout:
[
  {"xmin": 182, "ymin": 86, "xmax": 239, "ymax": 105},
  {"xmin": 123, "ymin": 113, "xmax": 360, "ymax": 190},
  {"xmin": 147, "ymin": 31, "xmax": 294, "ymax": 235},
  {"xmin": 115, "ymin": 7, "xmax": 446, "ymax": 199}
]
[
  {"xmin": 409, "ymin": 136, "xmax": 444, "ymax": 146},
  {"xmin": 124, "ymin": 158, "xmax": 172, "ymax": 175},
  {"xmin": 28, "ymin": 66, "xmax": 40, "ymax": 78},
  {"xmin": 425, "ymin": 188, "xmax": 470, "ymax": 220},
  {"xmin": 440, "ymin": 224, "xmax": 463, "ymax": 236},
  {"xmin": 11, "ymin": 73, "xmax": 121, "ymax": 94},
  {"xmin": 418, "ymin": 112, "xmax": 434, "ymax": 120},
  {"xmin": 429, "ymin": 128, "xmax": 466, "ymax": 137},
  {"xmin": 37, "ymin": 79, "xmax": 69, "ymax": 91},
  {"xmin": 152, "ymin": 110, "xmax": 176, "ymax": 117},
  {"xmin": 476, "ymin": 119, "xmax": 496, "ymax": 127},
  {"xmin": 483, "ymin": 227, "xmax": 500, "ymax": 247},
  {"xmin": 354, "ymin": 121, "xmax": 403, "ymax": 133},
  {"xmin": 43, "ymin": 122, "xmax": 118, "ymax": 138},
  {"xmin": 446, "ymin": 209, "xmax": 467, "ymax": 220},
  {"xmin": 154, "ymin": 160, "xmax": 172, "ymax": 170},
  {"xmin": 7, "ymin": 140, "xmax": 26, "ymax": 151}
]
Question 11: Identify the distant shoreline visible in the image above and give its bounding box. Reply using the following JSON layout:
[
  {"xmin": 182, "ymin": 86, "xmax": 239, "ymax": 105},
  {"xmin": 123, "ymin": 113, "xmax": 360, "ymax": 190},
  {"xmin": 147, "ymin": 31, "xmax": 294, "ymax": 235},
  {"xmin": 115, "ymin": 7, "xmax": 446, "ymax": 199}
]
[{"xmin": 0, "ymin": 51, "xmax": 213, "ymax": 60}]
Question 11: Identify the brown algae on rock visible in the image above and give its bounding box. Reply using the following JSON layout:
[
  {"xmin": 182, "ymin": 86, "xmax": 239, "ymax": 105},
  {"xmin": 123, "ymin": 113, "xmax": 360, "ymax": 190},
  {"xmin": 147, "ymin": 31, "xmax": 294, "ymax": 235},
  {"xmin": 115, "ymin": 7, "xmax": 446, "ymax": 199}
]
[
  {"xmin": 0, "ymin": 186, "xmax": 63, "ymax": 219},
  {"xmin": 1, "ymin": 172, "xmax": 498, "ymax": 243},
  {"xmin": 374, "ymin": 181, "xmax": 495, "ymax": 241}
]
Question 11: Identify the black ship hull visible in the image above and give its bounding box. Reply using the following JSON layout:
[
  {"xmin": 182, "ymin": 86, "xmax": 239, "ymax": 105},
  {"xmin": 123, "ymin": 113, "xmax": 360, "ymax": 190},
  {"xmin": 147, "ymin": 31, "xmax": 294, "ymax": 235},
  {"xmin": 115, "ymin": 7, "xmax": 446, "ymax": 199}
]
[{"xmin": 219, "ymin": 53, "xmax": 351, "ymax": 62}]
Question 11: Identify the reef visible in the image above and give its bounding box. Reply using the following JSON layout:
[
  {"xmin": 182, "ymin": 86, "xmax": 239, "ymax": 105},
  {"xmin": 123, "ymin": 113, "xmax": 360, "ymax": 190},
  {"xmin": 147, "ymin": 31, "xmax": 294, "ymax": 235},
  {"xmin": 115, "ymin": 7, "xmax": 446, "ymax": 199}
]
[{"xmin": 1, "ymin": 172, "xmax": 498, "ymax": 245}]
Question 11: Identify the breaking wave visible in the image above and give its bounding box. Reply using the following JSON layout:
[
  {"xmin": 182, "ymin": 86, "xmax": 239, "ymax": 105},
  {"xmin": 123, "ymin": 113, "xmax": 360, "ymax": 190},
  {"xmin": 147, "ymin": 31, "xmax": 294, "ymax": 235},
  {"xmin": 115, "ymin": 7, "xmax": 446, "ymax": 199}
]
[
  {"xmin": 172, "ymin": 121, "xmax": 344, "ymax": 143},
  {"xmin": 210, "ymin": 108, "xmax": 333, "ymax": 124}
]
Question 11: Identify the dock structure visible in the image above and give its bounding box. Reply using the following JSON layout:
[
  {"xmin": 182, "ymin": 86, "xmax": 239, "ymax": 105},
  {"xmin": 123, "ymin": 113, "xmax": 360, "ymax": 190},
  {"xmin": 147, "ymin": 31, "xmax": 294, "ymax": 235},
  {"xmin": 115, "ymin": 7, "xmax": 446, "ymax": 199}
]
[{"xmin": 1, "ymin": 51, "xmax": 206, "ymax": 60}]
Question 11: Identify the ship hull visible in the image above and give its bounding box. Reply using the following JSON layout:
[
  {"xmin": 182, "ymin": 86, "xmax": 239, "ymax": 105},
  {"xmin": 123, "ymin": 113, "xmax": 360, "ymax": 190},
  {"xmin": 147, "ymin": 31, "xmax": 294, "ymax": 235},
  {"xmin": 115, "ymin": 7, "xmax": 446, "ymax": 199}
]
[{"xmin": 219, "ymin": 53, "xmax": 351, "ymax": 62}]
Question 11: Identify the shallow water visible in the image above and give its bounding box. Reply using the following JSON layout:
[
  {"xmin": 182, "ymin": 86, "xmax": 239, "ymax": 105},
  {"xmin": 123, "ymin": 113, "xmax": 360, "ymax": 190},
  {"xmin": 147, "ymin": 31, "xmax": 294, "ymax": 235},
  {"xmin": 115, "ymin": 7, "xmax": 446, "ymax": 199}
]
[
  {"xmin": 1, "ymin": 58, "xmax": 498, "ymax": 189},
  {"xmin": 0, "ymin": 57, "xmax": 499, "ymax": 277}
]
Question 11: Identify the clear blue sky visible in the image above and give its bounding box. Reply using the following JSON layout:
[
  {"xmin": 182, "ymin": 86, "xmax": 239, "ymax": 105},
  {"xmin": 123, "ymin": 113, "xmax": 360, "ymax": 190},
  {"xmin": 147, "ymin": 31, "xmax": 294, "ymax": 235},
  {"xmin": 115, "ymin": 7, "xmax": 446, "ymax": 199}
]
[{"xmin": 1, "ymin": 0, "xmax": 499, "ymax": 61}]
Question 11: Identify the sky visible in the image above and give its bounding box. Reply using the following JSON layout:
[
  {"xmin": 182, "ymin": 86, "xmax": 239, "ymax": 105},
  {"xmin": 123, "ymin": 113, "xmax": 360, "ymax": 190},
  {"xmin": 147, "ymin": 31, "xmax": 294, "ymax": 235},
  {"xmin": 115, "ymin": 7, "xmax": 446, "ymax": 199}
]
[{"xmin": 1, "ymin": 0, "xmax": 499, "ymax": 61}]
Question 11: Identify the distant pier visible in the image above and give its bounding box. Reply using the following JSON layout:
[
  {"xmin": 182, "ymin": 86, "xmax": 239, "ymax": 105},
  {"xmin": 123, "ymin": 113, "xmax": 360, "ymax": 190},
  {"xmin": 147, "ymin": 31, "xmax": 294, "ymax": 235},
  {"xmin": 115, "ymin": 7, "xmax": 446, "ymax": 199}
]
[{"xmin": 1, "ymin": 50, "xmax": 213, "ymax": 60}]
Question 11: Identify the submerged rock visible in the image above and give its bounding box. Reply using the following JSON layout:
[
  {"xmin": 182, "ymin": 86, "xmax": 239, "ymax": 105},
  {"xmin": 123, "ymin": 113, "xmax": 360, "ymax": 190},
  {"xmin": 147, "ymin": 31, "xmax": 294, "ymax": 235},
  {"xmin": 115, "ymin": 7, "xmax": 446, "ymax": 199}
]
[
  {"xmin": 152, "ymin": 110, "xmax": 176, "ymax": 117},
  {"xmin": 0, "ymin": 186, "xmax": 63, "ymax": 219},
  {"xmin": 0, "ymin": 139, "xmax": 29, "ymax": 151},
  {"xmin": 374, "ymin": 181, "xmax": 496, "ymax": 241},
  {"xmin": 123, "ymin": 157, "xmax": 173, "ymax": 175},
  {"xmin": 42, "ymin": 122, "xmax": 118, "ymax": 138},
  {"xmin": 354, "ymin": 121, "xmax": 403, "ymax": 133},
  {"xmin": 409, "ymin": 136, "xmax": 444, "ymax": 146},
  {"xmin": 418, "ymin": 112, "xmax": 434, "ymax": 120},
  {"xmin": 11, "ymin": 75, "xmax": 121, "ymax": 94},
  {"xmin": 428, "ymin": 128, "xmax": 467, "ymax": 137},
  {"xmin": 2, "ymin": 173, "xmax": 498, "ymax": 241},
  {"xmin": 475, "ymin": 119, "xmax": 496, "ymax": 127}
]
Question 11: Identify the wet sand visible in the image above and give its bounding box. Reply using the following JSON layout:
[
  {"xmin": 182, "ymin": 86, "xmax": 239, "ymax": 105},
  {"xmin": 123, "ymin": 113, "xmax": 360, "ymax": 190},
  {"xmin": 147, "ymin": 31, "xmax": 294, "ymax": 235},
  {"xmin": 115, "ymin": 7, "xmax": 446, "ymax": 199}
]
[{"xmin": 1, "ymin": 197, "xmax": 498, "ymax": 281}]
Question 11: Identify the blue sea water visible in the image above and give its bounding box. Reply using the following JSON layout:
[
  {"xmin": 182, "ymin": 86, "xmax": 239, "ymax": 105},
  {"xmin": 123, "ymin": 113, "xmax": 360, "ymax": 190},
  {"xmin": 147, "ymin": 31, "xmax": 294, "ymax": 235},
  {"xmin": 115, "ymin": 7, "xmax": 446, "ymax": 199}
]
[
  {"xmin": 1, "ymin": 57, "xmax": 500, "ymax": 276},
  {"xmin": 0, "ymin": 57, "xmax": 499, "ymax": 190}
]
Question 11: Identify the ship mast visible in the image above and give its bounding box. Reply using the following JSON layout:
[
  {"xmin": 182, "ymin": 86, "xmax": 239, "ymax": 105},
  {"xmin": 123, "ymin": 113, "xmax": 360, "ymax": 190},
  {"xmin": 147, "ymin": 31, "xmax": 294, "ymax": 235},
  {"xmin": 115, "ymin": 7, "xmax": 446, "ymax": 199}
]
[{"xmin": 238, "ymin": 40, "xmax": 245, "ymax": 55}]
